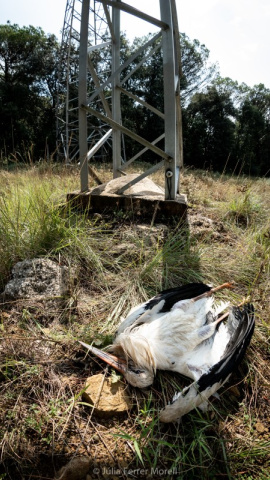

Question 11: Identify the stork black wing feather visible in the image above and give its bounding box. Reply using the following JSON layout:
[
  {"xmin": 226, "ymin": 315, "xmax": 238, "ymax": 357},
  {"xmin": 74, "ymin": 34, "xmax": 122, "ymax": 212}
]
[
  {"xmin": 172, "ymin": 304, "xmax": 254, "ymax": 400},
  {"xmin": 196, "ymin": 303, "xmax": 254, "ymax": 394},
  {"xmin": 145, "ymin": 283, "xmax": 211, "ymax": 313},
  {"xmin": 160, "ymin": 303, "xmax": 255, "ymax": 422}
]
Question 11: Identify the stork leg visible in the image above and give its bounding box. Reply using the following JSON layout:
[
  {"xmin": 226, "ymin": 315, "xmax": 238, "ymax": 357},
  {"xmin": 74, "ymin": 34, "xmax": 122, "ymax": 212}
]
[
  {"xmin": 209, "ymin": 297, "xmax": 250, "ymax": 328},
  {"xmin": 192, "ymin": 282, "xmax": 234, "ymax": 303},
  {"xmin": 195, "ymin": 298, "xmax": 249, "ymax": 343}
]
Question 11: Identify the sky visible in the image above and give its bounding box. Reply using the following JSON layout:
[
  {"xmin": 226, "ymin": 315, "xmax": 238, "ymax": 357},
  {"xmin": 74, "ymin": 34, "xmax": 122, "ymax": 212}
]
[{"xmin": 1, "ymin": 0, "xmax": 269, "ymax": 88}]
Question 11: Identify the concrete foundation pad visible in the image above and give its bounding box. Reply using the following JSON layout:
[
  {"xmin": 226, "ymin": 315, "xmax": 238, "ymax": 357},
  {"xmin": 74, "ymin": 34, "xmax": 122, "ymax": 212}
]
[
  {"xmin": 67, "ymin": 190, "xmax": 187, "ymax": 221},
  {"xmin": 67, "ymin": 174, "xmax": 188, "ymax": 221}
]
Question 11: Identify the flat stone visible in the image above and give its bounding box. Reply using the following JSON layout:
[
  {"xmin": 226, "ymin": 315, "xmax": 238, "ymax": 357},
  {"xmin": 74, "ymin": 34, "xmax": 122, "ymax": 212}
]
[
  {"xmin": 90, "ymin": 174, "xmax": 164, "ymax": 198},
  {"xmin": 82, "ymin": 373, "xmax": 132, "ymax": 417}
]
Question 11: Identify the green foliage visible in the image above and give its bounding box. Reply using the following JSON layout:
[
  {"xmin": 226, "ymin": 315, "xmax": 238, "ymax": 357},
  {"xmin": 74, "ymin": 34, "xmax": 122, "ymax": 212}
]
[
  {"xmin": 184, "ymin": 85, "xmax": 236, "ymax": 171},
  {"xmin": 0, "ymin": 21, "xmax": 269, "ymax": 174},
  {"xmin": 0, "ymin": 167, "xmax": 78, "ymax": 288},
  {"xmin": 118, "ymin": 32, "xmax": 217, "ymax": 163},
  {"xmin": 226, "ymin": 191, "xmax": 264, "ymax": 227},
  {"xmin": 180, "ymin": 33, "xmax": 218, "ymax": 99},
  {"xmin": 0, "ymin": 23, "xmax": 59, "ymax": 159},
  {"xmin": 234, "ymin": 97, "xmax": 270, "ymax": 176},
  {"xmin": 0, "ymin": 186, "xmax": 65, "ymax": 287}
]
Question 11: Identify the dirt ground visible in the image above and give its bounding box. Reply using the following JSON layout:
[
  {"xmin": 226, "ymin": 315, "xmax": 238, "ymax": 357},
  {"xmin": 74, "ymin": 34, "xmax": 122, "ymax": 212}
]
[{"xmin": 1, "ymin": 209, "xmax": 270, "ymax": 480}]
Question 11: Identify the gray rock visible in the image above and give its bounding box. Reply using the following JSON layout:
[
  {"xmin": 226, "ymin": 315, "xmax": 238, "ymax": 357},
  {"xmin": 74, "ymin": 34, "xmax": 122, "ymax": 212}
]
[{"xmin": 4, "ymin": 258, "xmax": 69, "ymax": 299}]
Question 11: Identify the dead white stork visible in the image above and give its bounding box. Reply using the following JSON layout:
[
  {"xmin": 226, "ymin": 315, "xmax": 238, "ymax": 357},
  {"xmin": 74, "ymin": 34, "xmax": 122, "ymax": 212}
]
[{"xmin": 79, "ymin": 282, "xmax": 255, "ymax": 422}]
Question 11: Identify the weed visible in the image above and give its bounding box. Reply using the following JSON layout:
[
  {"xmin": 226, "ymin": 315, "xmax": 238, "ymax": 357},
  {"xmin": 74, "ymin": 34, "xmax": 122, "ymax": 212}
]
[{"xmin": 225, "ymin": 190, "xmax": 264, "ymax": 227}]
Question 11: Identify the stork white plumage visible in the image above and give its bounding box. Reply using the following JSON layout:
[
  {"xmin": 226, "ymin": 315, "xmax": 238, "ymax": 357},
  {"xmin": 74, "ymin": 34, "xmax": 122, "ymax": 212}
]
[{"xmin": 79, "ymin": 282, "xmax": 255, "ymax": 422}]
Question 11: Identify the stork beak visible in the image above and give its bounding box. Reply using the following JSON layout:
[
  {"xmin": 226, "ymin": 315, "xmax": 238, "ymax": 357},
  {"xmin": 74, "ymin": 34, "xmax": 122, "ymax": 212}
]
[{"xmin": 78, "ymin": 340, "xmax": 128, "ymax": 375}]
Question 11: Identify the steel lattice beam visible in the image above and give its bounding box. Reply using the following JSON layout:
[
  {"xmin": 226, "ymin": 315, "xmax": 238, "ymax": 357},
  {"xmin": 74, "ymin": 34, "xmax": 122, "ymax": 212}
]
[{"xmin": 59, "ymin": 0, "xmax": 183, "ymax": 200}]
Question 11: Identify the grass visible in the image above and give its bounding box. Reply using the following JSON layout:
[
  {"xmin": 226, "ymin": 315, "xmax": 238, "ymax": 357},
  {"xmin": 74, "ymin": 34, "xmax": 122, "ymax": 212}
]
[{"xmin": 0, "ymin": 161, "xmax": 270, "ymax": 479}]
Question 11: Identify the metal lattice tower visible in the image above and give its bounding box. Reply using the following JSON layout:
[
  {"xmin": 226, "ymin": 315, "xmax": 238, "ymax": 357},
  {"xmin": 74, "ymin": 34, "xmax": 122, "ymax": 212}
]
[
  {"xmin": 58, "ymin": 0, "xmax": 183, "ymax": 200},
  {"xmin": 57, "ymin": 0, "xmax": 111, "ymax": 163}
]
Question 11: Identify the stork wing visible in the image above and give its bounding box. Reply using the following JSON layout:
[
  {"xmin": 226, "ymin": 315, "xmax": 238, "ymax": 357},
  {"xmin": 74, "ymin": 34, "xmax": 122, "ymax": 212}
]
[
  {"xmin": 145, "ymin": 283, "xmax": 211, "ymax": 313},
  {"xmin": 159, "ymin": 304, "xmax": 255, "ymax": 422},
  {"xmin": 117, "ymin": 283, "xmax": 211, "ymax": 334}
]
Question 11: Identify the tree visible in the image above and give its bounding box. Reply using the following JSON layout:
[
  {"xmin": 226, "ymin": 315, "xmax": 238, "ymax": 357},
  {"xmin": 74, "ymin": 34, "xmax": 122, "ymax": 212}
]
[
  {"xmin": 207, "ymin": 78, "xmax": 270, "ymax": 175},
  {"xmin": 184, "ymin": 86, "xmax": 236, "ymax": 171},
  {"xmin": 0, "ymin": 23, "xmax": 59, "ymax": 159},
  {"xmin": 2, "ymin": 22, "xmax": 268, "ymax": 175},
  {"xmin": 234, "ymin": 98, "xmax": 270, "ymax": 176},
  {"xmin": 180, "ymin": 33, "xmax": 217, "ymax": 102},
  {"xmin": 116, "ymin": 32, "xmax": 217, "ymax": 162}
]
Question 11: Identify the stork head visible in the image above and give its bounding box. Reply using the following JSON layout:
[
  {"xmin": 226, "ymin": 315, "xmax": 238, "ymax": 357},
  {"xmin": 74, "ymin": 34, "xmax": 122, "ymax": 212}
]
[
  {"xmin": 123, "ymin": 365, "xmax": 154, "ymax": 388},
  {"xmin": 78, "ymin": 340, "xmax": 154, "ymax": 388}
]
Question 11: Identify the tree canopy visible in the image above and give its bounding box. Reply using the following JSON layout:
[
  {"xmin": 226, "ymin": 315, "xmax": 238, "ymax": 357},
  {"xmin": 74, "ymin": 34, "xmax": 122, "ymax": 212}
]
[
  {"xmin": 0, "ymin": 23, "xmax": 59, "ymax": 159},
  {"xmin": 0, "ymin": 22, "xmax": 269, "ymax": 176}
]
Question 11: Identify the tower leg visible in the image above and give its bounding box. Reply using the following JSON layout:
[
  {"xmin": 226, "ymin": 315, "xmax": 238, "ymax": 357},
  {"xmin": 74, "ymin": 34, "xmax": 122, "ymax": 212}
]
[
  {"xmin": 160, "ymin": 0, "xmax": 179, "ymax": 200},
  {"xmin": 112, "ymin": 3, "xmax": 121, "ymax": 178},
  {"xmin": 79, "ymin": 0, "xmax": 90, "ymax": 192}
]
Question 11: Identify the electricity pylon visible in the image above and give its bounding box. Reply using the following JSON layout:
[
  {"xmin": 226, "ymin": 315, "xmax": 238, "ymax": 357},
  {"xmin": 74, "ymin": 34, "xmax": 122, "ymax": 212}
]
[{"xmin": 58, "ymin": 0, "xmax": 183, "ymax": 200}]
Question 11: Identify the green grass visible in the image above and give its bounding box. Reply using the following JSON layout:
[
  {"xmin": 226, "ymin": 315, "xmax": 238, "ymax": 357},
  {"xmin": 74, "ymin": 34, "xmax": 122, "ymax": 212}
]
[{"xmin": 0, "ymin": 162, "xmax": 269, "ymax": 479}]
